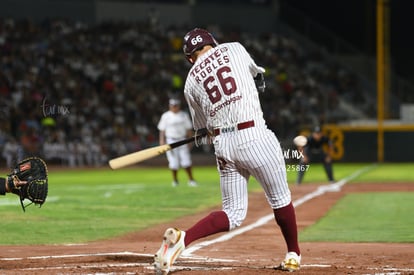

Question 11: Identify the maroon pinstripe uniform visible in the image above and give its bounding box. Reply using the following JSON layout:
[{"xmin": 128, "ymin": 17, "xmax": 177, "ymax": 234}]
[
  {"xmin": 184, "ymin": 42, "xmax": 293, "ymax": 228},
  {"xmin": 153, "ymin": 29, "xmax": 301, "ymax": 274}
]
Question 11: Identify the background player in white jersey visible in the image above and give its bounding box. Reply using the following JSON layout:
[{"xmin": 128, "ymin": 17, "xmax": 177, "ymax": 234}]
[
  {"xmin": 157, "ymin": 98, "xmax": 198, "ymax": 187},
  {"xmin": 153, "ymin": 28, "xmax": 301, "ymax": 274}
]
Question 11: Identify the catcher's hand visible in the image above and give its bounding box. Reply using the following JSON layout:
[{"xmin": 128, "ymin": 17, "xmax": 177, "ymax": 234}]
[{"xmin": 7, "ymin": 157, "xmax": 48, "ymax": 211}]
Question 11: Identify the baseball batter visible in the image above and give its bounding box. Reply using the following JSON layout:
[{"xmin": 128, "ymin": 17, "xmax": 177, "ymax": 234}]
[
  {"xmin": 154, "ymin": 28, "xmax": 301, "ymax": 274},
  {"xmin": 157, "ymin": 98, "xmax": 197, "ymax": 187}
]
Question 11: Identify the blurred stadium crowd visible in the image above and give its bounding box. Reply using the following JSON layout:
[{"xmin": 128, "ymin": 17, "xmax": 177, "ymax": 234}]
[{"xmin": 0, "ymin": 18, "xmax": 370, "ymax": 167}]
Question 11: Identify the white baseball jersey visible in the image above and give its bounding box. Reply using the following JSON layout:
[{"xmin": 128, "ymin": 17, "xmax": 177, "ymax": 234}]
[
  {"xmin": 184, "ymin": 42, "xmax": 291, "ymax": 230},
  {"xmin": 157, "ymin": 110, "xmax": 193, "ymax": 141},
  {"xmin": 157, "ymin": 110, "xmax": 193, "ymax": 169},
  {"xmin": 184, "ymin": 42, "xmax": 266, "ymax": 131}
]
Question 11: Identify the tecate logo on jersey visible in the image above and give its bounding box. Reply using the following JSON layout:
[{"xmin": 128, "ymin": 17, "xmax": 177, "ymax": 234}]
[{"xmin": 190, "ymin": 47, "xmax": 229, "ymax": 82}]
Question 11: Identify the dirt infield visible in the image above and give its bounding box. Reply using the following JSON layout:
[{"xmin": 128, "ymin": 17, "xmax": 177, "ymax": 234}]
[{"xmin": 1, "ymin": 182, "xmax": 413, "ymax": 274}]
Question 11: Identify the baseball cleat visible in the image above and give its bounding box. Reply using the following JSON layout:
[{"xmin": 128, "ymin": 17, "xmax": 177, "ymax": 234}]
[
  {"xmin": 171, "ymin": 181, "xmax": 179, "ymax": 187},
  {"xmin": 276, "ymin": 251, "xmax": 301, "ymax": 272},
  {"xmin": 153, "ymin": 228, "xmax": 186, "ymax": 275}
]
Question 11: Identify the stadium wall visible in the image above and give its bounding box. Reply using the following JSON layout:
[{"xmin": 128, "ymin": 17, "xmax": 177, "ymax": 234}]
[
  {"xmin": 0, "ymin": 0, "xmax": 95, "ymax": 23},
  {"xmin": 320, "ymin": 124, "xmax": 414, "ymax": 162},
  {"xmin": 0, "ymin": 0, "xmax": 277, "ymax": 31}
]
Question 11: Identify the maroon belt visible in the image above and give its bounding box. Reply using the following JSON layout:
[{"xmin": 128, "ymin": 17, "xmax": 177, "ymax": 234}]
[{"xmin": 213, "ymin": 120, "xmax": 255, "ymax": 136}]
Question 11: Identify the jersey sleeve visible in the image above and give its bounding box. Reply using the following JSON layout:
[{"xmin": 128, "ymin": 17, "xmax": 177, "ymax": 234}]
[
  {"xmin": 184, "ymin": 91, "xmax": 207, "ymax": 130},
  {"xmin": 234, "ymin": 42, "xmax": 265, "ymax": 77},
  {"xmin": 157, "ymin": 113, "xmax": 167, "ymax": 131},
  {"xmin": 250, "ymin": 61, "xmax": 265, "ymax": 77}
]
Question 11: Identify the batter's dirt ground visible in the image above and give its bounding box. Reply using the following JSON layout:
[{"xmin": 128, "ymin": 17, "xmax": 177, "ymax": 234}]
[{"xmin": 0, "ymin": 183, "xmax": 413, "ymax": 275}]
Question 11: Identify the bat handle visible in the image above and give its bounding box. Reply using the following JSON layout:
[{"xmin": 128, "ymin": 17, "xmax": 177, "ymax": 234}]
[
  {"xmin": 196, "ymin": 128, "xmax": 209, "ymax": 137},
  {"xmin": 170, "ymin": 128, "xmax": 209, "ymax": 149}
]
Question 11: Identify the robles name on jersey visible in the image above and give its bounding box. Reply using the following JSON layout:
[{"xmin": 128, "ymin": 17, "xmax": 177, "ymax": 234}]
[{"xmin": 189, "ymin": 46, "xmax": 230, "ymax": 84}]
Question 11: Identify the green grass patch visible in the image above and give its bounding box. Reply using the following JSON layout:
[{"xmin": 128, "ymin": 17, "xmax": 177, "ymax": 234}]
[
  {"xmin": 353, "ymin": 163, "xmax": 414, "ymax": 182},
  {"xmin": 0, "ymin": 163, "xmax": 413, "ymax": 245},
  {"xmin": 287, "ymin": 162, "xmax": 414, "ymax": 184},
  {"xmin": 299, "ymin": 192, "xmax": 414, "ymax": 242},
  {"xmin": 0, "ymin": 167, "xmax": 224, "ymax": 245}
]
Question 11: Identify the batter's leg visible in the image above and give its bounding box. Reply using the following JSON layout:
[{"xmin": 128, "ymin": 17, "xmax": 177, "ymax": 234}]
[
  {"xmin": 273, "ymin": 202, "xmax": 301, "ymax": 256},
  {"xmin": 244, "ymin": 130, "xmax": 300, "ymax": 256},
  {"xmin": 184, "ymin": 210, "xmax": 229, "ymax": 246},
  {"xmin": 184, "ymin": 158, "xmax": 248, "ymax": 245},
  {"xmin": 251, "ymin": 166, "xmax": 300, "ymax": 256}
]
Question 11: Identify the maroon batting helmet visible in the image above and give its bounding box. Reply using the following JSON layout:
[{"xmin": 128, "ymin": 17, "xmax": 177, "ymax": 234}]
[{"xmin": 183, "ymin": 28, "xmax": 218, "ymax": 63}]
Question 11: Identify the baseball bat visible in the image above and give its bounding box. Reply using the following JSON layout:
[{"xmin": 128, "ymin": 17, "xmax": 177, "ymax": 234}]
[{"xmin": 108, "ymin": 128, "xmax": 208, "ymax": 169}]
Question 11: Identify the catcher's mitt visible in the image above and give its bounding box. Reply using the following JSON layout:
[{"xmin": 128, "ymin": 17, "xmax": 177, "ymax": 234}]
[{"xmin": 7, "ymin": 157, "xmax": 48, "ymax": 211}]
